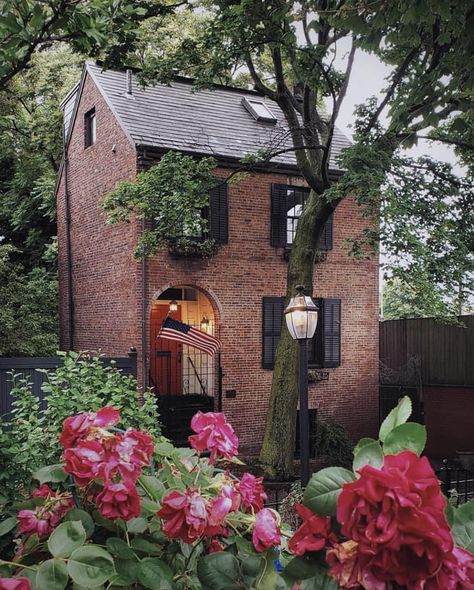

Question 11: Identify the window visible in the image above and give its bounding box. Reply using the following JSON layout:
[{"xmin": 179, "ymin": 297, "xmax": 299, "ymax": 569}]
[
  {"xmin": 262, "ymin": 297, "xmax": 341, "ymax": 369},
  {"xmin": 242, "ymin": 97, "xmax": 277, "ymax": 123},
  {"xmin": 271, "ymin": 184, "xmax": 333, "ymax": 250},
  {"xmin": 84, "ymin": 108, "xmax": 96, "ymax": 147},
  {"xmin": 160, "ymin": 183, "xmax": 228, "ymax": 245}
]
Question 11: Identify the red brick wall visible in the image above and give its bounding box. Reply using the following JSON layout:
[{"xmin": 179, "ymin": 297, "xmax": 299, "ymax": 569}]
[
  {"xmin": 58, "ymin": 73, "xmax": 379, "ymax": 453},
  {"xmin": 424, "ymin": 386, "xmax": 474, "ymax": 458},
  {"xmin": 57, "ymin": 73, "xmax": 141, "ymax": 356},
  {"xmin": 145, "ymin": 170, "xmax": 379, "ymax": 452}
]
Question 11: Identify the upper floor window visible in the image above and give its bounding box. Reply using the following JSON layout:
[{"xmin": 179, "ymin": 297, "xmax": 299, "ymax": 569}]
[
  {"xmin": 271, "ymin": 184, "xmax": 333, "ymax": 251},
  {"xmin": 84, "ymin": 108, "xmax": 96, "ymax": 148}
]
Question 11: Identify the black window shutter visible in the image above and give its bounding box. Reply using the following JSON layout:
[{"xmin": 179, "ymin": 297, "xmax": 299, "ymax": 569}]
[
  {"xmin": 310, "ymin": 297, "xmax": 324, "ymax": 368},
  {"xmin": 323, "ymin": 298, "xmax": 341, "ymax": 367},
  {"xmin": 262, "ymin": 297, "xmax": 285, "ymax": 368},
  {"xmin": 271, "ymin": 184, "xmax": 289, "ymax": 247},
  {"xmin": 317, "ymin": 213, "xmax": 334, "ymax": 251},
  {"xmin": 209, "ymin": 183, "xmax": 228, "ymax": 243}
]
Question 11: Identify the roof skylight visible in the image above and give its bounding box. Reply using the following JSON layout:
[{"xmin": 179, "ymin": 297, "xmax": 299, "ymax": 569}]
[{"xmin": 242, "ymin": 97, "xmax": 277, "ymax": 123}]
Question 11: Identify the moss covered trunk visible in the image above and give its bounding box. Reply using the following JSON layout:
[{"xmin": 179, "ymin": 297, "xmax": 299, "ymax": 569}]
[{"xmin": 259, "ymin": 189, "xmax": 329, "ymax": 479}]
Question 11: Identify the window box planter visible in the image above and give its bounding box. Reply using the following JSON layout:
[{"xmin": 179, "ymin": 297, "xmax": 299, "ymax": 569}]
[{"xmin": 168, "ymin": 239, "xmax": 218, "ymax": 258}]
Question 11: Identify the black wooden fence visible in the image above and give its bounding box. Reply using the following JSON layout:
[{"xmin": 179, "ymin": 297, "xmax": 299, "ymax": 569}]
[{"xmin": 0, "ymin": 352, "xmax": 137, "ymax": 417}]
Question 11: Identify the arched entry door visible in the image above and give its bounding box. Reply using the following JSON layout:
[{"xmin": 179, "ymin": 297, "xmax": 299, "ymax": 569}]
[
  {"xmin": 150, "ymin": 286, "xmax": 217, "ymax": 398},
  {"xmin": 149, "ymin": 286, "xmax": 218, "ymax": 445}
]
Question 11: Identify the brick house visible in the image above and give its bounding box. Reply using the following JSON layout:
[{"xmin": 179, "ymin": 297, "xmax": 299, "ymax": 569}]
[{"xmin": 56, "ymin": 62, "xmax": 379, "ymax": 453}]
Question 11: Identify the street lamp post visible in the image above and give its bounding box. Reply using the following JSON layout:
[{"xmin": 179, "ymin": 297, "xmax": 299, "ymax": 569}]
[{"xmin": 284, "ymin": 285, "xmax": 319, "ymax": 487}]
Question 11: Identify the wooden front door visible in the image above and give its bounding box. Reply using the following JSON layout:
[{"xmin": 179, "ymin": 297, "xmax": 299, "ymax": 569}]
[{"xmin": 150, "ymin": 305, "xmax": 183, "ymax": 395}]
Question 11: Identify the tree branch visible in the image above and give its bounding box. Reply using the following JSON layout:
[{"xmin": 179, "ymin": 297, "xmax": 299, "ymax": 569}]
[{"xmin": 364, "ymin": 47, "xmax": 419, "ymax": 134}]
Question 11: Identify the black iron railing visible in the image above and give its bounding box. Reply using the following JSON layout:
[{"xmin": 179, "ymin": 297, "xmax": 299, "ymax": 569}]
[{"xmin": 436, "ymin": 460, "xmax": 474, "ymax": 506}]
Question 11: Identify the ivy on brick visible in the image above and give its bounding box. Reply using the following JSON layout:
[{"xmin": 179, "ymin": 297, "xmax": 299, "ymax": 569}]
[{"xmin": 102, "ymin": 151, "xmax": 220, "ymax": 258}]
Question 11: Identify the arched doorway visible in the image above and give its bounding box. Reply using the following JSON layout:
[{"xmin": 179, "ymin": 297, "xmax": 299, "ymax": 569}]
[{"xmin": 149, "ymin": 286, "xmax": 219, "ymax": 443}]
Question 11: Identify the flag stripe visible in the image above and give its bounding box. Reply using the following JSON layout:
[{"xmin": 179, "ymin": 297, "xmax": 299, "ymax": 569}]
[{"xmin": 158, "ymin": 316, "xmax": 221, "ymax": 356}]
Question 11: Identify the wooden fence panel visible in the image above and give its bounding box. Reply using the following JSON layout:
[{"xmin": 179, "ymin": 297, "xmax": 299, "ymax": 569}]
[
  {"xmin": 0, "ymin": 353, "xmax": 137, "ymax": 418},
  {"xmin": 380, "ymin": 316, "xmax": 474, "ymax": 387}
]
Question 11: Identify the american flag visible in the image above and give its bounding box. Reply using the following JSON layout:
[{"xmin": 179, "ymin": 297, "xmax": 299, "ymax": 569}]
[{"xmin": 158, "ymin": 316, "xmax": 221, "ymax": 356}]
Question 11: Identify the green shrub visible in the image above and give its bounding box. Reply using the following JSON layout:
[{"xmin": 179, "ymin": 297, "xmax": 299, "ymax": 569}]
[
  {"xmin": 0, "ymin": 351, "xmax": 160, "ymax": 504},
  {"xmin": 313, "ymin": 419, "xmax": 354, "ymax": 468}
]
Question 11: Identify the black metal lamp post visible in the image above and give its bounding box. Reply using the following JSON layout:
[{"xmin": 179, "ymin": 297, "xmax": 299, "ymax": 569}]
[{"xmin": 284, "ymin": 285, "xmax": 319, "ymax": 487}]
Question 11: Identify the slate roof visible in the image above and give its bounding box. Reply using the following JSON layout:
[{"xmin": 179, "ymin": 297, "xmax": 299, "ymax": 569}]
[{"xmin": 85, "ymin": 62, "xmax": 351, "ymax": 172}]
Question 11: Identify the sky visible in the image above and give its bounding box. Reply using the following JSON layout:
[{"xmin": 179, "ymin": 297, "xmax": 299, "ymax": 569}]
[{"xmin": 329, "ymin": 38, "xmax": 461, "ymax": 170}]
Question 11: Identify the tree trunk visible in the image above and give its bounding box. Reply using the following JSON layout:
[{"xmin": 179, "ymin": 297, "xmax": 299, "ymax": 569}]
[{"xmin": 259, "ymin": 189, "xmax": 330, "ymax": 479}]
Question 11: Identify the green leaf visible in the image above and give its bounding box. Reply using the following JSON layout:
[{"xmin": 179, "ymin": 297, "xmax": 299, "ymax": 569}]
[
  {"xmin": 139, "ymin": 475, "xmax": 166, "ymax": 502},
  {"xmin": 283, "ymin": 554, "xmax": 326, "ymax": 582},
  {"xmin": 33, "ymin": 463, "xmax": 68, "ymax": 484},
  {"xmin": 106, "ymin": 537, "xmax": 136, "ymax": 560},
  {"xmin": 36, "ymin": 559, "xmax": 68, "ymax": 590},
  {"xmin": 67, "ymin": 546, "xmax": 115, "ymax": 587},
  {"xmin": 0, "ymin": 516, "xmax": 17, "ymax": 536},
  {"xmin": 353, "ymin": 437, "xmax": 378, "ymax": 456},
  {"xmin": 112, "ymin": 558, "xmax": 139, "ymax": 586},
  {"xmin": 197, "ymin": 552, "xmax": 242, "ymax": 590},
  {"xmin": 48, "ymin": 521, "xmax": 86, "ymax": 558},
  {"xmin": 382, "ymin": 423, "xmax": 426, "ymax": 456},
  {"xmin": 126, "ymin": 516, "xmax": 147, "ymax": 533},
  {"xmin": 379, "ymin": 396, "xmax": 412, "ymax": 442},
  {"xmin": 137, "ymin": 557, "xmax": 174, "ymax": 590},
  {"xmin": 451, "ymin": 499, "xmax": 474, "ymax": 552},
  {"xmin": 156, "ymin": 442, "xmax": 175, "ymax": 457},
  {"xmin": 72, "ymin": 585, "xmax": 104, "ymax": 590},
  {"xmin": 65, "ymin": 509, "xmax": 95, "ymax": 538},
  {"xmin": 130, "ymin": 537, "xmax": 162, "ymax": 556},
  {"xmin": 300, "ymin": 569, "xmax": 340, "ymax": 589},
  {"xmin": 353, "ymin": 440, "xmax": 384, "ymax": 472},
  {"xmin": 303, "ymin": 467, "xmax": 356, "ymax": 516}
]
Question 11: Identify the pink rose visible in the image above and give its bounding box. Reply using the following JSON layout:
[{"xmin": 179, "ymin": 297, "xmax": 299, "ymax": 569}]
[
  {"xmin": 288, "ymin": 504, "xmax": 333, "ymax": 556},
  {"xmin": 64, "ymin": 439, "xmax": 105, "ymax": 486},
  {"xmin": 0, "ymin": 579, "xmax": 31, "ymax": 590},
  {"xmin": 96, "ymin": 481, "xmax": 141, "ymax": 521},
  {"xmin": 17, "ymin": 488, "xmax": 74, "ymax": 539},
  {"xmin": 205, "ymin": 485, "xmax": 239, "ymax": 535},
  {"xmin": 252, "ymin": 508, "xmax": 281, "ymax": 553},
  {"xmin": 158, "ymin": 489, "xmax": 208, "ymax": 543},
  {"xmin": 60, "ymin": 406, "xmax": 120, "ymax": 448},
  {"xmin": 338, "ymin": 451, "xmax": 454, "ymax": 589},
  {"xmin": 188, "ymin": 412, "xmax": 238, "ymax": 464},
  {"xmin": 239, "ymin": 473, "xmax": 267, "ymax": 512}
]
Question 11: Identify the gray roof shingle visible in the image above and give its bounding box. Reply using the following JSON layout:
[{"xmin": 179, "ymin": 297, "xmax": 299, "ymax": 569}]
[{"xmin": 86, "ymin": 62, "xmax": 350, "ymax": 172}]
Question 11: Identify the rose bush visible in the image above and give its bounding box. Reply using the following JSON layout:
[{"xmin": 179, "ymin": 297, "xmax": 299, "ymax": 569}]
[
  {"xmin": 0, "ymin": 396, "xmax": 472, "ymax": 590},
  {"xmin": 0, "ymin": 406, "xmax": 290, "ymax": 590},
  {"xmin": 282, "ymin": 396, "xmax": 474, "ymax": 590}
]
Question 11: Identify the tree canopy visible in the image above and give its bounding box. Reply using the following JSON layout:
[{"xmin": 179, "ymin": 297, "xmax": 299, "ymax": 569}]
[{"xmin": 114, "ymin": 0, "xmax": 474, "ymax": 477}]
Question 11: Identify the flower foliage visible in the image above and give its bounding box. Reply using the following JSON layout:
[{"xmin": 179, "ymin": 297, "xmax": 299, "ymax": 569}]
[
  {"xmin": 283, "ymin": 396, "xmax": 474, "ymax": 590},
  {"xmin": 0, "ymin": 398, "xmax": 473, "ymax": 590}
]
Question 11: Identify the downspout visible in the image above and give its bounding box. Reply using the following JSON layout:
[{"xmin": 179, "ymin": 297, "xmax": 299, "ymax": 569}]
[
  {"xmin": 63, "ymin": 127, "xmax": 74, "ymax": 350},
  {"xmin": 141, "ymin": 213, "xmax": 148, "ymax": 388}
]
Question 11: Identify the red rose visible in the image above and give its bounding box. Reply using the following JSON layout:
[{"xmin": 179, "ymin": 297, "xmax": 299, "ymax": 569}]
[
  {"xmin": 288, "ymin": 504, "xmax": 333, "ymax": 556},
  {"xmin": 158, "ymin": 489, "xmax": 208, "ymax": 543},
  {"xmin": 0, "ymin": 578, "xmax": 31, "ymax": 590},
  {"xmin": 424, "ymin": 546, "xmax": 474, "ymax": 590},
  {"xmin": 252, "ymin": 508, "xmax": 281, "ymax": 553},
  {"xmin": 338, "ymin": 451, "xmax": 454, "ymax": 588},
  {"xmin": 208, "ymin": 538, "xmax": 225, "ymax": 553},
  {"xmin": 188, "ymin": 412, "xmax": 239, "ymax": 464},
  {"xmin": 239, "ymin": 473, "xmax": 267, "ymax": 512},
  {"xmin": 96, "ymin": 481, "xmax": 141, "ymax": 521},
  {"xmin": 32, "ymin": 484, "xmax": 55, "ymax": 499},
  {"xmin": 60, "ymin": 407, "xmax": 120, "ymax": 448},
  {"xmin": 327, "ymin": 540, "xmax": 364, "ymax": 589},
  {"xmin": 64, "ymin": 439, "xmax": 105, "ymax": 486},
  {"xmin": 107, "ymin": 429, "xmax": 154, "ymax": 480}
]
